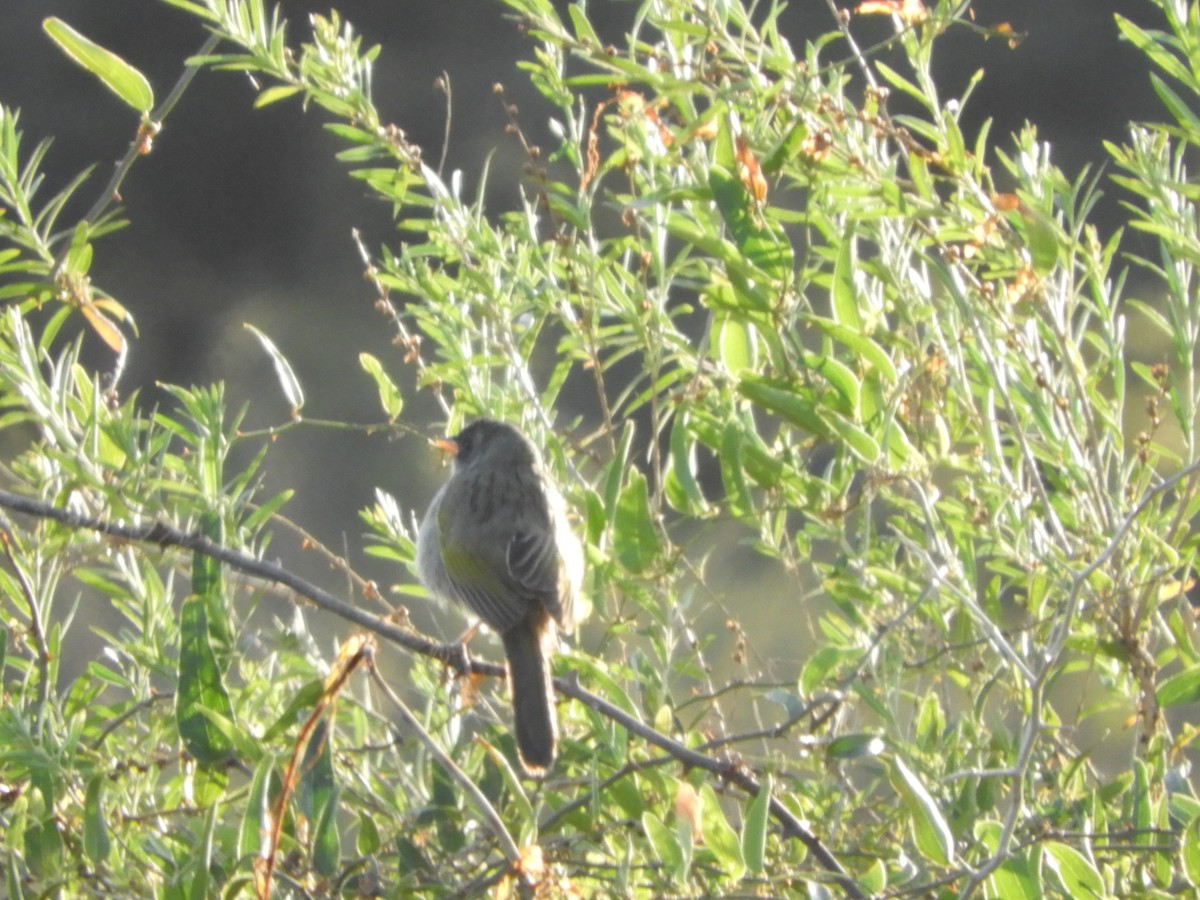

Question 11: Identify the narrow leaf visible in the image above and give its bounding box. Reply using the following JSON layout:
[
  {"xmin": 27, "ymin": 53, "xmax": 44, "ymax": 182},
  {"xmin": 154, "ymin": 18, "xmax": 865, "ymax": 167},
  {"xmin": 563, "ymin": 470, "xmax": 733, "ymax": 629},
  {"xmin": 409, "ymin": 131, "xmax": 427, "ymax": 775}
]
[
  {"xmin": 1183, "ymin": 815, "xmax": 1200, "ymax": 887},
  {"xmin": 708, "ymin": 164, "xmax": 794, "ymax": 283},
  {"xmin": 714, "ymin": 313, "xmax": 758, "ymax": 374},
  {"xmin": 614, "ymin": 470, "xmax": 660, "ymax": 574},
  {"xmin": 804, "ymin": 314, "xmax": 895, "ymax": 382},
  {"xmin": 245, "ymin": 323, "xmax": 305, "ymax": 414},
  {"xmin": 1043, "ymin": 841, "xmax": 1104, "ymax": 897},
  {"xmin": 1157, "ymin": 663, "xmax": 1200, "ymax": 706},
  {"xmin": 194, "ymin": 510, "xmax": 232, "ymax": 655},
  {"xmin": 83, "ymin": 775, "xmax": 111, "ymax": 864},
  {"xmin": 738, "ymin": 375, "xmax": 829, "ymax": 436},
  {"xmin": 305, "ymin": 727, "xmax": 341, "ymax": 876},
  {"xmin": 823, "ymin": 409, "xmax": 881, "ymax": 463},
  {"xmin": 891, "ymin": 757, "xmax": 955, "ymax": 865},
  {"xmin": 359, "ymin": 352, "xmax": 403, "ymax": 420},
  {"xmin": 719, "ymin": 423, "xmax": 754, "ymax": 521},
  {"xmin": 985, "ymin": 854, "xmax": 1041, "ymax": 900},
  {"xmin": 742, "ymin": 775, "xmax": 771, "ymax": 875},
  {"xmin": 664, "ymin": 413, "xmax": 707, "ymax": 514},
  {"xmin": 176, "ymin": 596, "xmax": 236, "ymax": 765},
  {"xmin": 643, "ymin": 812, "xmax": 687, "ymax": 882},
  {"xmin": 43, "ymin": 18, "xmax": 154, "ymax": 112},
  {"xmin": 832, "ymin": 231, "xmax": 863, "ymax": 330},
  {"xmin": 254, "ymin": 84, "xmax": 302, "ymax": 108},
  {"xmin": 238, "ymin": 756, "xmax": 275, "ymax": 859},
  {"xmin": 699, "ymin": 783, "xmax": 745, "ymax": 880}
]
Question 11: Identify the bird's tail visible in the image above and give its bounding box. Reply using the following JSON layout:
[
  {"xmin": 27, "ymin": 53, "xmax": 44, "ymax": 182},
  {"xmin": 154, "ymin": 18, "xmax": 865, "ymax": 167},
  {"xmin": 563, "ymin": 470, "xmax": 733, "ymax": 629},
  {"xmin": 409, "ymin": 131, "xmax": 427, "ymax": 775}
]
[{"xmin": 502, "ymin": 618, "xmax": 557, "ymax": 775}]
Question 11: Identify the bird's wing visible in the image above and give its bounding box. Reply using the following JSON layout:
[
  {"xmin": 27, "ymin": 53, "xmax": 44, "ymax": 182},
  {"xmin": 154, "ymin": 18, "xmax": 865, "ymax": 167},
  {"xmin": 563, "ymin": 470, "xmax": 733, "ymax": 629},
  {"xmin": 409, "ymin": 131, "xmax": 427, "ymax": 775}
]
[
  {"xmin": 508, "ymin": 516, "xmax": 575, "ymax": 629},
  {"xmin": 507, "ymin": 526, "xmax": 558, "ymax": 597}
]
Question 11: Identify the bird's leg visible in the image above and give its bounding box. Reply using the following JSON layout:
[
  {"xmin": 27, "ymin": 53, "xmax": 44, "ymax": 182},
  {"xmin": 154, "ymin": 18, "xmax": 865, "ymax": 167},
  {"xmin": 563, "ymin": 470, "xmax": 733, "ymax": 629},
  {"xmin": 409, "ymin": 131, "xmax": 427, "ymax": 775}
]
[
  {"xmin": 458, "ymin": 620, "xmax": 482, "ymax": 647},
  {"xmin": 451, "ymin": 621, "xmax": 481, "ymax": 674}
]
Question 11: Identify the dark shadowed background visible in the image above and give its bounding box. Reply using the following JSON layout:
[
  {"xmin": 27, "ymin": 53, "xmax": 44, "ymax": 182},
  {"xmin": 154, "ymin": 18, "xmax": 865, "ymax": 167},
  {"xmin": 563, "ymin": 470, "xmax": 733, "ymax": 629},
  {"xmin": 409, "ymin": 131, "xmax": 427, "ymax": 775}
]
[{"xmin": 0, "ymin": 1, "xmax": 1165, "ymax": 623}]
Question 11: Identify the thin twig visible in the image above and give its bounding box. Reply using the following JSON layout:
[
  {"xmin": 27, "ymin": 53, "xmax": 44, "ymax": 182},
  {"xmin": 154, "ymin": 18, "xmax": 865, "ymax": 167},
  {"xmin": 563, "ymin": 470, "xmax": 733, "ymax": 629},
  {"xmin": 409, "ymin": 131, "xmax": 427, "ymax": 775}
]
[
  {"xmin": 366, "ymin": 647, "xmax": 521, "ymax": 864},
  {"xmin": 350, "ymin": 228, "xmax": 449, "ymax": 418},
  {"xmin": 88, "ymin": 692, "xmax": 173, "ymax": 751},
  {"xmin": 53, "ymin": 32, "xmax": 222, "ymax": 274},
  {"xmin": 259, "ymin": 506, "xmax": 394, "ymax": 613}
]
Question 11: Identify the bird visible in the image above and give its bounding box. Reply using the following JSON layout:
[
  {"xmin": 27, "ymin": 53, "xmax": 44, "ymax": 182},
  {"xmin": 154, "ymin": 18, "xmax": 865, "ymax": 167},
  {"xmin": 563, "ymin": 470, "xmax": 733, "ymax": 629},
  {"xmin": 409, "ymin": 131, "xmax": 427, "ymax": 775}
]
[{"xmin": 416, "ymin": 419, "xmax": 583, "ymax": 775}]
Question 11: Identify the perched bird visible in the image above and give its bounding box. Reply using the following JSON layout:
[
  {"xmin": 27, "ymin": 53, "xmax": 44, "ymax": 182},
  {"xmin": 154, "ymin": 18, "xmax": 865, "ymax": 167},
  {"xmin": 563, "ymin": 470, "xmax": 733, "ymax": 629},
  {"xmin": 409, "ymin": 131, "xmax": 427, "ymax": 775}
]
[{"xmin": 416, "ymin": 419, "xmax": 583, "ymax": 774}]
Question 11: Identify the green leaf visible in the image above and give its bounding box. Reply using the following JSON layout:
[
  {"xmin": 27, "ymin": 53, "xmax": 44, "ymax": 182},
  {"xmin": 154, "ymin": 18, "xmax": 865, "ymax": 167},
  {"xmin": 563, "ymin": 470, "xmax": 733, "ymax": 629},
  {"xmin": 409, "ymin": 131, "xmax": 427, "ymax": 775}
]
[
  {"xmin": 238, "ymin": 756, "xmax": 275, "ymax": 859},
  {"xmin": 807, "ymin": 315, "xmax": 897, "ymax": 383},
  {"xmin": 708, "ymin": 164, "xmax": 794, "ymax": 283},
  {"xmin": 666, "ymin": 214, "xmax": 772, "ymax": 308},
  {"xmin": 890, "ymin": 757, "xmax": 955, "ymax": 866},
  {"xmin": 603, "ymin": 421, "xmax": 636, "ymax": 518},
  {"xmin": 614, "ymin": 470, "xmax": 660, "ymax": 574},
  {"xmin": 643, "ymin": 812, "xmax": 688, "ymax": 883},
  {"xmin": 736, "ymin": 411, "xmax": 784, "ymax": 487},
  {"xmin": 299, "ymin": 720, "xmax": 341, "ymax": 876},
  {"xmin": 741, "ymin": 775, "xmax": 771, "ymax": 875},
  {"xmin": 254, "ymin": 84, "xmax": 302, "ymax": 108},
  {"xmin": 761, "ymin": 121, "xmax": 808, "ymax": 174},
  {"xmin": 875, "ymin": 61, "xmax": 931, "ymax": 110},
  {"xmin": 800, "ymin": 645, "xmax": 859, "ymax": 694},
  {"xmin": 188, "ymin": 801, "xmax": 219, "ymax": 900},
  {"xmin": 719, "ymin": 422, "xmax": 755, "ymax": 521},
  {"xmin": 359, "ymin": 352, "xmax": 403, "ymax": 420},
  {"xmin": 193, "ymin": 510, "xmax": 231, "ymax": 655},
  {"xmin": 5, "ymin": 853, "xmax": 24, "ymax": 900},
  {"xmin": 941, "ymin": 109, "xmax": 966, "ymax": 172},
  {"xmin": 158, "ymin": 0, "xmax": 219, "ymax": 19},
  {"xmin": 699, "ymin": 782, "xmax": 745, "ymax": 880},
  {"xmin": 357, "ymin": 810, "xmax": 382, "ymax": 857},
  {"xmin": 83, "ymin": 775, "xmax": 111, "ymax": 864},
  {"xmin": 800, "ymin": 349, "xmax": 860, "ymax": 417},
  {"xmin": 25, "ymin": 820, "xmax": 63, "ymax": 878},
  {"xmin": 324, "ymin": 123, "xmax": 380, "ymax": 145},
  {"xmin": 262, "ymin": 679, "xmax": 324, "ymax": 742},
  {"xmin": 715, "ymin": 112, "xmax": 735, "ymax": 170},
  {"xmin": 1133, "ymin": 758, "xmax": 1153, "ymax": 848},
  {"xmin": 1183, "ymin": 815, "xmax": 1200, "ymax": 887},
  {"xmin": 1043, "ymin": 841, "xmax": 1104, "ymax": 897},
  {"xmin": 1150, "ymin": 72, "xmax": 1200, "ymax": 135},
  {"xmin": 65, "ymin": 222, "xmax": 93, "ymax": 275},
  {"xmin": 832, "ymin": 231, "xmax": 863, "ymax": 330},
  {"xmin": 312, "ymin": 781, "xmax": 341, "ymax": 876},
  {"xmin": 567, "ymin": 4, "xmax": 600, "ymax": 45},
  {"xmin": 241, "ymin": 488, "xmax": 295, "ymax": 533},
  {"xmin": 714, "ymin": 313, "xmax": 758, "ymax": 374},
  {"xmin": 737, "ymin": 375, "xmax": 828, "ymax": 435},
  {"xmin": 176, "ymin": 596, "xmax": 236, "ymax": 765},
  {"xmin": 1115, "ymin": 15, "xmax": 1193, "ymax": 86},
  {"xmin": 984, "ymin": 854, "xmax": 1041, "ymax": 900},
  {"xmin": 245, "ymin": 323, "xmax": 305, "ymax": 414},
  {"xmin": 1010, "ymin": 203, "xmax": 1059, "ymax": 275},
  {"xmin": 43, "ymin": 18, "xmax": 154, "ymax": 113},
  {"xmin": 664, "ymin": 413, "xmax": 707, "ymax": 515},
  {"xmin": 1157, "ymin": 663, "xmax": 1200, "ymax": 706},
  {"xmin": 823, "ymin": 409, "xmax": 881, "ymax": 463}
]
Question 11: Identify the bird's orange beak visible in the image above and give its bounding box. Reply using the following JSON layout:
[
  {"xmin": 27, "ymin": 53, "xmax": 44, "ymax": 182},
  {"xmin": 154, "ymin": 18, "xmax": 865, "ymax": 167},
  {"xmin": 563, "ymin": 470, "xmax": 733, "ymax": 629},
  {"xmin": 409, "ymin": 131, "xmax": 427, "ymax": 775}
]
[{"xmin": 433, "ymin": 436, "xmax": 459, "ymax": 456}]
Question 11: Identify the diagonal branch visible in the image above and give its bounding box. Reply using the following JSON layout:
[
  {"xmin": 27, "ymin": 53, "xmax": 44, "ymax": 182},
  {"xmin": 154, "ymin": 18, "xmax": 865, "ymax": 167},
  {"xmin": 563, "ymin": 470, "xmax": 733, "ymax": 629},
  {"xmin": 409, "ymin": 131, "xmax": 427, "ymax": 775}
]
[{"xmin": 0, "ymin": 487, "xmax": 868, "ymax": 899}]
